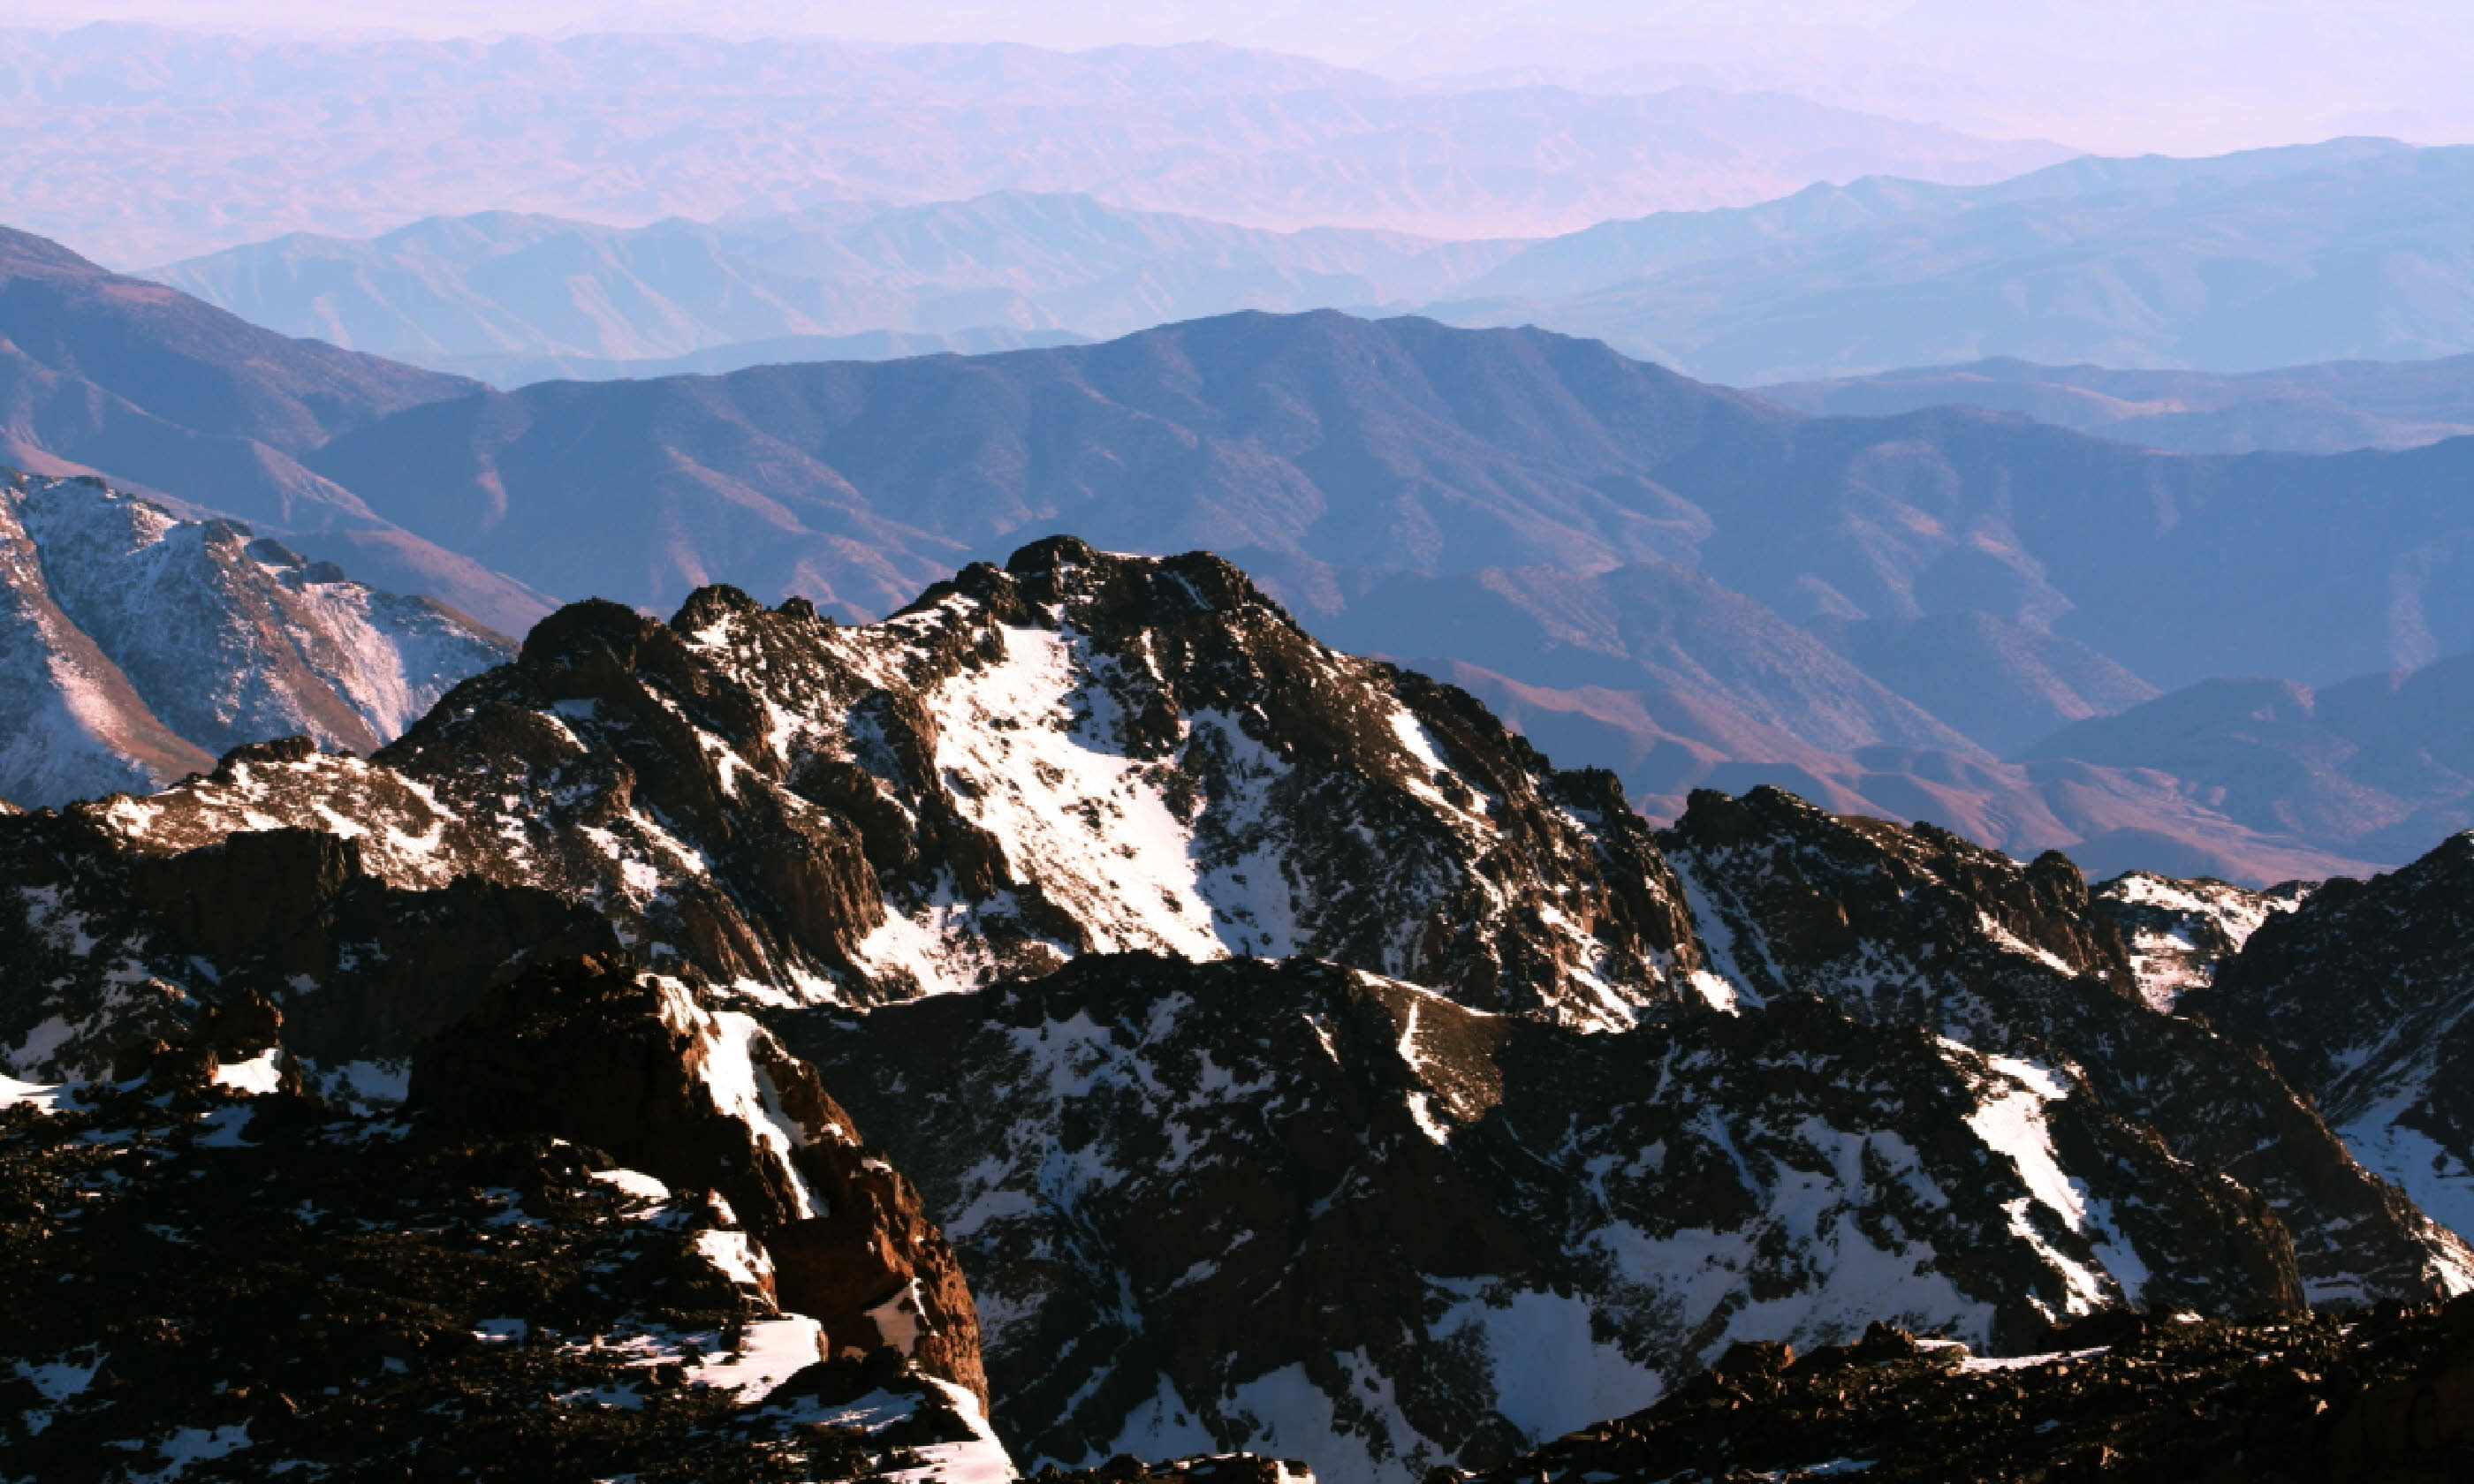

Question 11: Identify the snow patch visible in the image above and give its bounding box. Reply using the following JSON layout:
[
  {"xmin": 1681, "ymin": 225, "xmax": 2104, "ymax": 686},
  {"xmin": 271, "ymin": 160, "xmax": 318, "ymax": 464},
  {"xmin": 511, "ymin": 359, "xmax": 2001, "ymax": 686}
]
[
  {"xmin": 686, "ymin": 993, "xmax": 823, "ymax": 1221},
  {"xmin": 1432, "ymin": 1285, "xmax": 1660, "ymax": 1445},
  {"xmin": 1947, "ymin": 1042, "xmax": 2147, "ymax": 1313},
  {"xmin": 591, "ymin": 1168, "xmax": 673, "ymax": 1205},
  {"xmin": 209, "ymin": 1048, "xmax": 284, "ymax": 1095},
  {"xmin": 0, "ymin": 1073, "xmax": 72, "ymax": 1112},
  {"xmin": 685, "ymin": 1315, "xmax": 822, "ymax": 1399}
]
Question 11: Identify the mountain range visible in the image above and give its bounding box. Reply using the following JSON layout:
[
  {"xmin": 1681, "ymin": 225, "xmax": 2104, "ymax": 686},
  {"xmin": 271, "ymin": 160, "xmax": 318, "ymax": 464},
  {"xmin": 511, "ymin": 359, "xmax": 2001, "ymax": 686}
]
[
  {"xmin": 13, "ymin": 538, "xmax": 2474, "ymax": 1481},
  {"xmin": 19, "ymin": 25, "xmax": 2474, "ymax": 1484},
  {"xmin": 0, "ymin": 25, "xmax": 2071, "ymax": 266},
  {"xmin": 142, "ymin": 195, "xmax": 1510, "ymax": 382},
  {"xmin": 1429, "ymin": 137, "xmax": 2474, "ymax": 382},
  {"xmin": 143, "ymin": 136, "xmax": 2474, "ymax": 399},
  {"xmin": 23, "ymin": 218, "xmax": 2474, "ymax": 883},
  {"xmin": 0, "ymin": 470, "xmax": 511, "ymax": 808}
]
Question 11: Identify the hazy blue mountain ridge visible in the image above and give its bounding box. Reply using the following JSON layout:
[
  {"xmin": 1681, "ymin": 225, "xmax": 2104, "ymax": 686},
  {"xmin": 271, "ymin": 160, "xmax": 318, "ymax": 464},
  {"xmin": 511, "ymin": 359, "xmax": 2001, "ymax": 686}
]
[
  {"xmin": 143, "ymin": 138, "xmax": 2474, "ymax": 411},
  {"xmin": 1762, "ymin": 353, "xmax": 2474, "ymax": 454},
  {"xmin": 0, "ymin": 223, "xmax": 550, "ymax": 633},
  {"xmin": 147, "ymin": 194, "xmax": 1523, "ymax": 377},
  {"xmin": 1431, "ymin": 140, "xmax": 2474, "ymax": 381}
]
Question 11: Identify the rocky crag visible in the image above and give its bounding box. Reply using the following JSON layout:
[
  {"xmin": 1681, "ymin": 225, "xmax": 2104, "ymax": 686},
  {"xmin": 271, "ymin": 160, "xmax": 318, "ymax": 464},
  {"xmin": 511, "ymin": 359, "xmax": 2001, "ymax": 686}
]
[
  {"xmin": 9, "ymin": 538, "xmax": 2474, "ymax": 1484},
  {"xmin": 785, "ymin": 950, "xmax": 2321, "ymax": 1480},
  {"xmin": 0, "ymin": 955, "xmax": 1008, "ymax": 1484},
  {"xmin": 1660, "ymin": 788, "xmax": 2465, "ymax": 1309},
  {"xmin": 0, "ymin": 537, "xmax": 1711, "ymax": 1096},
  {"xmin": 2196, "ymin": 836, "xmax": 2474, "ymax": 1243}
]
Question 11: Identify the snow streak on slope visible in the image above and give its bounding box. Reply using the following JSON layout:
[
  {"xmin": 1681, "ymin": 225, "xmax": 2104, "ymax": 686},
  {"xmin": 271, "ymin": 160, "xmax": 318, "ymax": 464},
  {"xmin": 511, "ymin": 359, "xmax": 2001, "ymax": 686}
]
[
  {"xmin": 1946, "ymin": 1041, "xmax": 2150, "ymax": 1317},
  {"xmin": 857, "ymin": 624, "xmax": 1232, "ymax": 985},
  {"xmin": 792, "ymin": 954, "xmax": 2332, "ymax": 1484},
  {"xmin": 58, "ymin": 541, "xmax": 1699, "ymax": 1030}
]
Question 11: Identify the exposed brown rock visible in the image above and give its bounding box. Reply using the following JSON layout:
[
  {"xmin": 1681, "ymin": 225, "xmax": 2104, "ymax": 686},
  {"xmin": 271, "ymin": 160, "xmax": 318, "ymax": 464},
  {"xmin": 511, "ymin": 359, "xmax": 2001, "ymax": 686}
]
[{"xmin": 413, "ymin": 954, "xmax": 987, "ymax": 1404}]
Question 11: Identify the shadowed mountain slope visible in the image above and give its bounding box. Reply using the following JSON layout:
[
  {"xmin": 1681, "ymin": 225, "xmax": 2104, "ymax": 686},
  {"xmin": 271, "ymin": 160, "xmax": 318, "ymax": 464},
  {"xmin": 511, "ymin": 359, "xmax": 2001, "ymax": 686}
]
[
  {"xmin": 19, "ymin": 232, "xmax": 2474, "ymax": 882},
  {"xmin": 6, "ymin": 539, "xmax": 2474, "ymax": 1483},
  {"xmin": 288, "ymin": 307, "xmax": 2474, "ymax": 879}
]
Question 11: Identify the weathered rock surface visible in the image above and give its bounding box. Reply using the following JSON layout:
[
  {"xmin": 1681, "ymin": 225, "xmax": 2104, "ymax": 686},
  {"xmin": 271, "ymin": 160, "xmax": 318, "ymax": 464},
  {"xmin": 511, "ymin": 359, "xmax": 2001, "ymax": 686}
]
[
  {"xmin": 0, "ymin": 470, "xmax": 512, "ymax": 808},
  {"xmin": 1663, "ymin": 787, "xmax": 2473, "ymax": 1308},
  {"xmin": 416, "ymin": 954, "xmax": 986, "ymax": 1404},
  {"xmin": 786, "ymin": 950, "xmax": 2319, "ymax": 1482},
  {"xmin": 2197, "ymin": 833, "xmax": 2474, "ymax": 1245},
  {"xmin": 1466, "ymin": 1299, "xmax": 2474, "ymax": 1484},
  {"xmin": 12, "ymin": 538, "xmax": 2474, "ymax": 1484},
  {"xmin": 18, "ymin": 538, "xmax": 1704, "ymax": 1061},
  {"xmin": 0, "ymin": 779, "xmax": 618, "ymax": 1088},
  {"xmin": 0, "ymin": 958, "xmax": 1011, "ymax": 1484},
  {"xmin": 2089, "ymin": 869, "xmax": 2313, "ymax": 1011}
]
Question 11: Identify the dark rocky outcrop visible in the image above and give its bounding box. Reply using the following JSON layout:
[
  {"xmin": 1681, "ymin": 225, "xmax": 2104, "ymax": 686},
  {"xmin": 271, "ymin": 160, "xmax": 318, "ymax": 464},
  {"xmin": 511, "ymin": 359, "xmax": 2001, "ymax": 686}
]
[
  {"xmin": 415, "ymin": 954, "xmax": 986, "ymax": 1404},
  {"xmin": 1463, "ymin": 1298, "xmax": 2474, "ymax": 1483},
  {"xmin": 0, "ymin": 800, "xmax": 618, "ymax": 1084},
  {"xmin": 2088, "ymin": 869, "xmax": 2312, "ymax": 1011},
  {"xmin": 2197, "ymin": 832, "xmax": 2474, "ymax": 1242},
  {"xmin": 785, "ymin": 951, "xmax": 2315, "ymax": 1480},
  {"xmin": 1662, "ymin": 787, "xmax": 2470, "ymax": 1307},
  {"xmin": 0, "ymin": 958, "xmax": 1006, "ymax": 1484},
  {"xmin": 17, "ymin": 539, "xmax": 1705, "ymax": 1044}
]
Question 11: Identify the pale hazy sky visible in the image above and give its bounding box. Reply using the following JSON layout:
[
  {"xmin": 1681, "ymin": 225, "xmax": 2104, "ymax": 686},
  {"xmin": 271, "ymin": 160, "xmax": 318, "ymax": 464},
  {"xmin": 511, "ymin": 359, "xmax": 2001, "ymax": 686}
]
[{"xmin": 3, "ymin": 1, "xmax": 2470, "ymax": 154}]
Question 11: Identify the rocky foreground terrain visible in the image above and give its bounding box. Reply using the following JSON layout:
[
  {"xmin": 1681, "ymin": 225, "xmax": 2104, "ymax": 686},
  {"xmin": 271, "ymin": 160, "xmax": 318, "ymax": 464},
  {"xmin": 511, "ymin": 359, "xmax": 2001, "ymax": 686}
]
[
  {"xmin": 1, "ymin": 956, "xmax": 1005, "ymax": 1484},
  {"xmin": 8, "ymin": 538, "xmax": 2474, "ymax": 1482},
  {"xmin": 1473, "ymin": 1300, "xmax": 2474, "ymax": 1483}
]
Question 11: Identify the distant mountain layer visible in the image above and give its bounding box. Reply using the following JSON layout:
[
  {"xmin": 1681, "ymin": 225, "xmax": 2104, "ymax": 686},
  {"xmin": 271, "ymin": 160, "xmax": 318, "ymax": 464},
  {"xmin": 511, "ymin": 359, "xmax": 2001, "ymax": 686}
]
[
  {"xmin": 149, "ymin": 138, "xmax": 2474, "ymax": 409},
  {"xmin": 1428, "ymin": 139, "xmax": 2474, "ymax": 382},
  {"xmin": 280, "ymin": 307, "xmax": 2474, "ymax": 882},
  {"xmin": 1763, "ymin": 354, "xmax": 2474, "ymax": 454},
  {"xmin": 145, "ymin": 196, "xmax": 1497, "ymax": 375},
  {"xmin": 20, "ymin": 221, "xmax": 2474, "ymax": 883},
  {"xmin": 429, "ymin": 328, "xmax": 1096, "ymax": 390},
  {"xmin": 0, "ymin": 471, "xmax": 512, "ymax": 808},
  {"xmin": 0, "ymin": 223, "xmax": 550, "ymax": 634},
  {"xmin": 0, "ymin": 26, "xmax": 2071, "ymax": 264}
]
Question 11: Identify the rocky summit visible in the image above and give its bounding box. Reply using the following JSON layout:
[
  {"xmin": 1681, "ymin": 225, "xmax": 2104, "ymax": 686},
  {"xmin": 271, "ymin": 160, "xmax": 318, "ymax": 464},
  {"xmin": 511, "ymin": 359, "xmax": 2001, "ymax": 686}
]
[
  {"xmin": 10, "ymin": 536, "xmax": 2474, "ymax": 1484},
  {"xmin": 2196, "ymin": 836, "xmax": 2474, "ymax": 1244},
  {"xmin": 785, "ymin": 950, "xmax": 2321, "ymax": 1480},
  {"xmin": 0, "ymin": 536, "xmax": 1706, "ymax": 1092}
]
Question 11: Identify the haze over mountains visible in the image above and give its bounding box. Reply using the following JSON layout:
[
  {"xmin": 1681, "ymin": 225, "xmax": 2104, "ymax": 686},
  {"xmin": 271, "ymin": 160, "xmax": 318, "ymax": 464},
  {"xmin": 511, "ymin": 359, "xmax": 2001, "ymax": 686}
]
[
  {"xmin": 0, "ymin": 24, "xmax": 2070, "ymax": 266},
  {"xmin": 1432, "ymin": 137, "xmax": 2474, "ymax": 382},
  {"xmin": 24, "ymin": 17, "xmax": 2474, "ymax": 1483},
  {"xmin": 148, "ymin": 136, "xmax": 2474, "ymax": 413},
  {"xmin": 145, "ymin": 195, "xmax": 1517, "ymax": 385}
]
